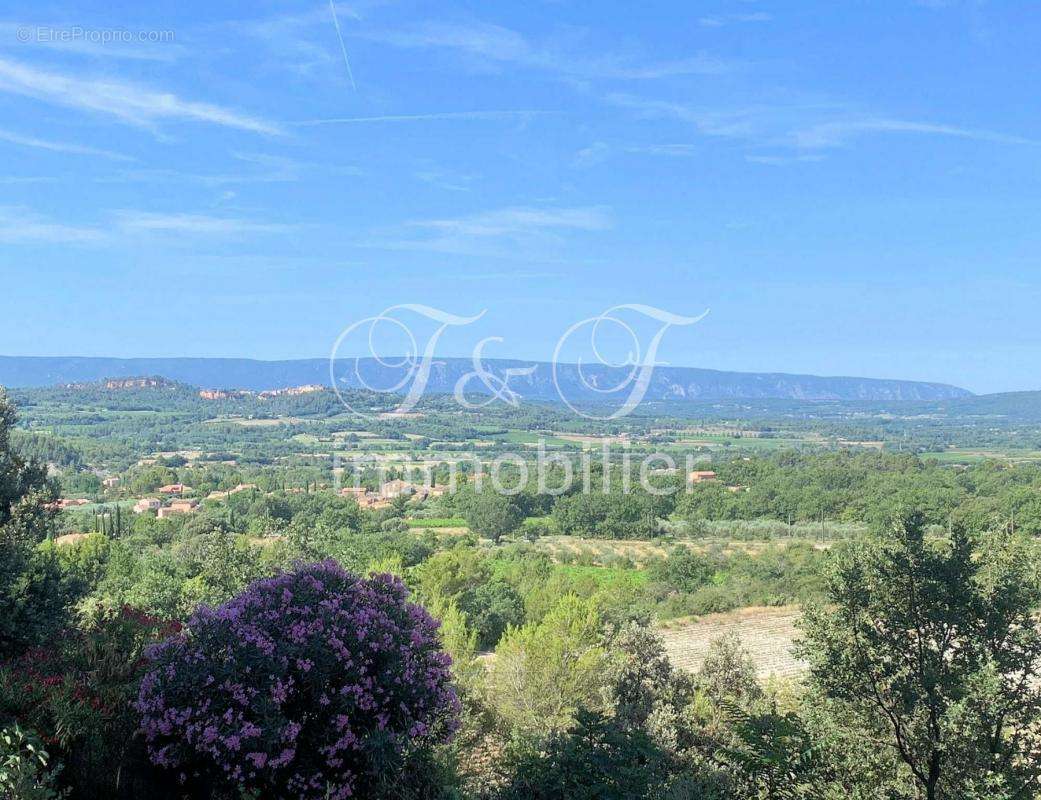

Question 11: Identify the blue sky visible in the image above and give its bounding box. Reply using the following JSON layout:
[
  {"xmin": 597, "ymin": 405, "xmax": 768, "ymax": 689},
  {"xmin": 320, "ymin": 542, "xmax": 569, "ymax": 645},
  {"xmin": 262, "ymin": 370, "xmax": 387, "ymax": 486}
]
[{"xmin": 0, "ymin": 0, "xmax": 1037, "ymax": 394}]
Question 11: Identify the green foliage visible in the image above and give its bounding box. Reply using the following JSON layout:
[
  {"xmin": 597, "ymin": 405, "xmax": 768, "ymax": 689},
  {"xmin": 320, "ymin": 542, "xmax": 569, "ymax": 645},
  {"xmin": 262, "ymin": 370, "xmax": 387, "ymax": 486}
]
[
  {"xmin": 0, "ymin": 546, "xmax": 82, "ymax": 660},
  {"xmin": 408, "ymin": 517, "xmax": 467, "ymax": 528},
  {"xmin": 15, "ymin": 380, "xmax": 1041, "ymax": 798},
  {"xmin": 42, "ymin": 534, "xmax": 111, "ymax": 589},
  {"xmin": 487, "ymin": 595, "xmax": 605, "ymax": 736},
  {"xmin": 497, "ymin": 709, "xmax": 673, "ymax": 800},
  {"xmin": 462, "ymin": 492, "xmax": 523, "ymax": 544},
  {"xmin": 645, "ymin": 542, "xmax": 825, "ymax": 618},
  {"xmin": 0, "ymin": 724, "xmax": 67, "ymax": 800},
  {"xmin": 799, "ymin": 512, "xmax": 1041, "ymax": 799},
  {"xmin": 0, "ymin": 605, "xmax": 180, "ymax": 799},
  {"xmin": 715, "ymin": 701, "xmax": 832, "ymax": 800},
  {"xmin": 599, "ymin": 621, "xmax": 701, "ymax": 752},
  {"xmin": 412, "ymin": 547, "xmax": 492, "ymax": 608},
  {"xmin": 647, "ymin": 548, "xmax": 713, "ymax": 593},
  {"xmin": 0, "ymin": 390, "xmax": 79, "ymax": 661},
  {"xmin": 697, "ymin": 634, "xmax": 764, "ymax": 706},
  {"xmin": 458, "ymin": 579, "xmax": 526, "ymax": 651},
  {"xmin": 551, "ymin": 490, "xmax": 663, "ymax": 540}
]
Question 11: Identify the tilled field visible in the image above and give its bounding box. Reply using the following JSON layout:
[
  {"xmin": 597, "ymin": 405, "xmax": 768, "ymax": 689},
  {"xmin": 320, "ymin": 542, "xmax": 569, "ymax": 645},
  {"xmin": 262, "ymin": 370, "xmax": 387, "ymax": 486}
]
[{"xmin": 659, "ymin": 606, "xmax": 806, "ymax": 679}]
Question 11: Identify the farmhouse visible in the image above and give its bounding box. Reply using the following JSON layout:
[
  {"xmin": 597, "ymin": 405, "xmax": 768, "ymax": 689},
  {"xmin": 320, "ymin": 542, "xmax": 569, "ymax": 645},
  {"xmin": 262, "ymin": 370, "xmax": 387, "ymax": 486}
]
[
  {"xmin": 207, "ymin": 483, "xmax": 258, "ymax": 500},
  {"xmin": 48, "ymin": 498, "xmax": 90, "ymax": 510},
  {"xmin": 379, "ymin": 479, "xmax": 417, "ymax": 499},
  {"xmin": 158, "ymin": 499, "xmax": 199, "ymax": 518},
  {"xmin": 158, "ymin": 483, "xmax": 192, "ymax": 495},
  {"xmin": 688, "ymin": 470, "xmax": 718, "ymax": 484},
  {"xmin": 339, "ymin": 486, "xmax": 386, "ymax": 508},
  {"xmin": 133, "ymin": 498, "xmax": 161, "ymax": 513}
]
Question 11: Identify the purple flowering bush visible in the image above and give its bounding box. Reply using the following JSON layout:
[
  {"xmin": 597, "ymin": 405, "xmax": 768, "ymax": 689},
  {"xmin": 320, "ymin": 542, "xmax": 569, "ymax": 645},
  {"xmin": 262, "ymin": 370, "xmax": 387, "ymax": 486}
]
[{"xmin": 135, "ymin": 560, "xmax": 460, "ymax": 799}]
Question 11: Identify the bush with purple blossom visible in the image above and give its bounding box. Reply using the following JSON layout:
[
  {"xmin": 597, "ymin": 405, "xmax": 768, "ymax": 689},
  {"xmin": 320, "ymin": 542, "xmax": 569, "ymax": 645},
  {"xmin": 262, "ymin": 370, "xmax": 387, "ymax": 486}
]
[{"xmin": 135, "ymin": 560, "xmax": 460, "ymax": 799}]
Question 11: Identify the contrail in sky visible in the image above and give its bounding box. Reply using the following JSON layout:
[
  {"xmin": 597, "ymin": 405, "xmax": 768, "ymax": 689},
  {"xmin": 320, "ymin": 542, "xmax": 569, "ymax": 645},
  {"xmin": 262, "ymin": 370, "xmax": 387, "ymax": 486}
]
[
  {"xmin": 291, "ymin": 111, "xmax": 548, "ymax": 126},
  {"xmin": 328, "ymin": 0, "xmax": 357, "ymax": 91}
]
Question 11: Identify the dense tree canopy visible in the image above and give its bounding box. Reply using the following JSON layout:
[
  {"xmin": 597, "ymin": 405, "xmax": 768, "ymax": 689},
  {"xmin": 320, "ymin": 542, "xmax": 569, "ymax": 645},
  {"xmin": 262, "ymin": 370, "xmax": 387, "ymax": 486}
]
[{"xmin": 800, "ymin": 513, "xmax": 1041, "ymax": 800}]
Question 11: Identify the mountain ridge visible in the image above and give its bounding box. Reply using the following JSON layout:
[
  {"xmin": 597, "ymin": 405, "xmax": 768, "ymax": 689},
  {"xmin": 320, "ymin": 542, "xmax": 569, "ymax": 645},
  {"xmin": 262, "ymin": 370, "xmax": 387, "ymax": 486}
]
[{"xmin": 0, "ymin": 355, "xmax": 972, "ymax": 403}]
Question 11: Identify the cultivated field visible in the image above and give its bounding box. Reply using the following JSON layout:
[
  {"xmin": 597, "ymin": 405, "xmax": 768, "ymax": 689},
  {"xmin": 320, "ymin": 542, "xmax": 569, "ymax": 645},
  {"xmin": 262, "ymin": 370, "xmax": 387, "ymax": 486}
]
[
  {"xmin": 659, "ymin": 605, "xmax": 805, "ymax": 679},
  {"xmin": 534, "ymin": 535, "xmax": 831, "ymax": 567}
]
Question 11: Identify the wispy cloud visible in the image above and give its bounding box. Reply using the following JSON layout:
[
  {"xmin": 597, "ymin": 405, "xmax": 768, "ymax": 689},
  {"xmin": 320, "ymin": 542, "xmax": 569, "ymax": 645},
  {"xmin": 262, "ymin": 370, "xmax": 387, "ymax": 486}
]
[
  {"xmin": 292, "ymin": 110, "xmax": 546, "ymax": 126},
  {"xmin": 454, "ymin": 270, "xmax": 562, "ymax": 280},
  {"xmin": 113, "ymin": 211, "xmax": 295, "ymax": 235},
  {"xmin": 791, "ymin": 118, "xmax": 1040, "ymax": 148},
  {"xmin": 698, "ymin": 13, "xmax": 772, "ymax": 28},
  {"xmin": 0, "ymin": 206, "xmax": 103, "ymax": 244},
  {"xmin": 573, "ymin": 141, "xmax": 611, "ymax": 168},
  {"xmin": 0, "ymin": 176, "xmax": 58, "ymax": 184},
  {"xmin": 629, "ymin": 143, "xmax": 699, "ymax": 157},
  {"xmin": 745, "ymin": 153, "xmax": 827, "ymax": 166},
  {"xmin": 0, "ymin": 203, "xmax": 301, "ymax": 245},
  {"xmin": 226, "ymin": 151, "xmax": 306, "ymax": 179},
  {"xmin": 574, "ymin": 140, "xmax": 700, "ymax": 167},
  {"xmin": 0, "ymin": 56, "xmax": 281, "ymax": 134},
  {"xmin": 0, "ymin": 127, "xmax": 135, "ymax": 161},
  {"xmin": 363, "ymin": 21, "xmax": 736, "ymax": 80},
  {"xmin": 412, "ymin": 206, "xmax": 610, "ymax": 235},
  {"xmin": 228, "ymin": 3, "xmax": 366, "ymax": 77},
  {"xmin": 413, "ymin": 164, "xmax": 476, "ymax": 192},
  {"xmin": 103, "ymin": 152, "xmax": 318, "ymax": 186},
  {"xmin": 369, "ymin": 205, "xmax": 611, "ymax": 256},
  {"xmin": 609, "ymin": 93, "xmax": 1039, "ymax": 154},
  {"xmin": 607, "ymin": 94, "xmax": 769, "ymax": 139}
]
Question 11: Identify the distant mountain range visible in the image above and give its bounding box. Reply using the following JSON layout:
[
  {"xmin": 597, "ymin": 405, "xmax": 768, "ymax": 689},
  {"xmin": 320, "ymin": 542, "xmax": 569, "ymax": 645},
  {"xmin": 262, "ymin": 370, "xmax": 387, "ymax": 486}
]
[
  {"xmin": 937, "ymin": 391, "xmax": 1041, "ymax": 421},
  {"xmin": 0, "ymin": 355, "xmax": 972, "ymax": 403}
]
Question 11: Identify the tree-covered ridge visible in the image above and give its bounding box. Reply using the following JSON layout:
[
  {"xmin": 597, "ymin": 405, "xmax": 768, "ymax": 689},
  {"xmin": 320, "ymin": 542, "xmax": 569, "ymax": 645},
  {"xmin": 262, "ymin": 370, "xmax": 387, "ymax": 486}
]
[{"xmin": 0, "ymin": 355, "xmax": 971, "ymax": 401}]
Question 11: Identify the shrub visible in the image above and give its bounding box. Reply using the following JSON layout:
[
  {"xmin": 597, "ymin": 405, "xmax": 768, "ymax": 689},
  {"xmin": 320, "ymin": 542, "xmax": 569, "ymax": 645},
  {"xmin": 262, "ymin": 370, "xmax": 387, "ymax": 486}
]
[
  {"xmin": 497, "ymin": 710, "xmax": 672, "ymax": 800},
  {"xmin": 697, "ymin": 633, "xmax": 763, "ymax": 705},
  {"xmin": 0, "ymin": 545, "xmax": 82, "ymax": 660},
  {"xmin": 647, "ymin": 549, "xmax": 714, "ymax": 593},
  {"xmin": 487, "ymin": 595, "xmax": 604, "ymax": 736},
  {"xmin": 136, "ymin": 560, "xmax": 460, "ymax": 799},
  {"xmin": 0, "ymin": 604, "xmax": 180, "ymax": 799},
  {"xmin": 380, "ymin": 517, "xmax": 409, "ymax": 533},
  {"xmin": 0, "ymin": 724, "xmax": 66, "ymax": 800},
  {"xmin": 459, "ymin": 579, "xmax": 525, "ymax": 651}
]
